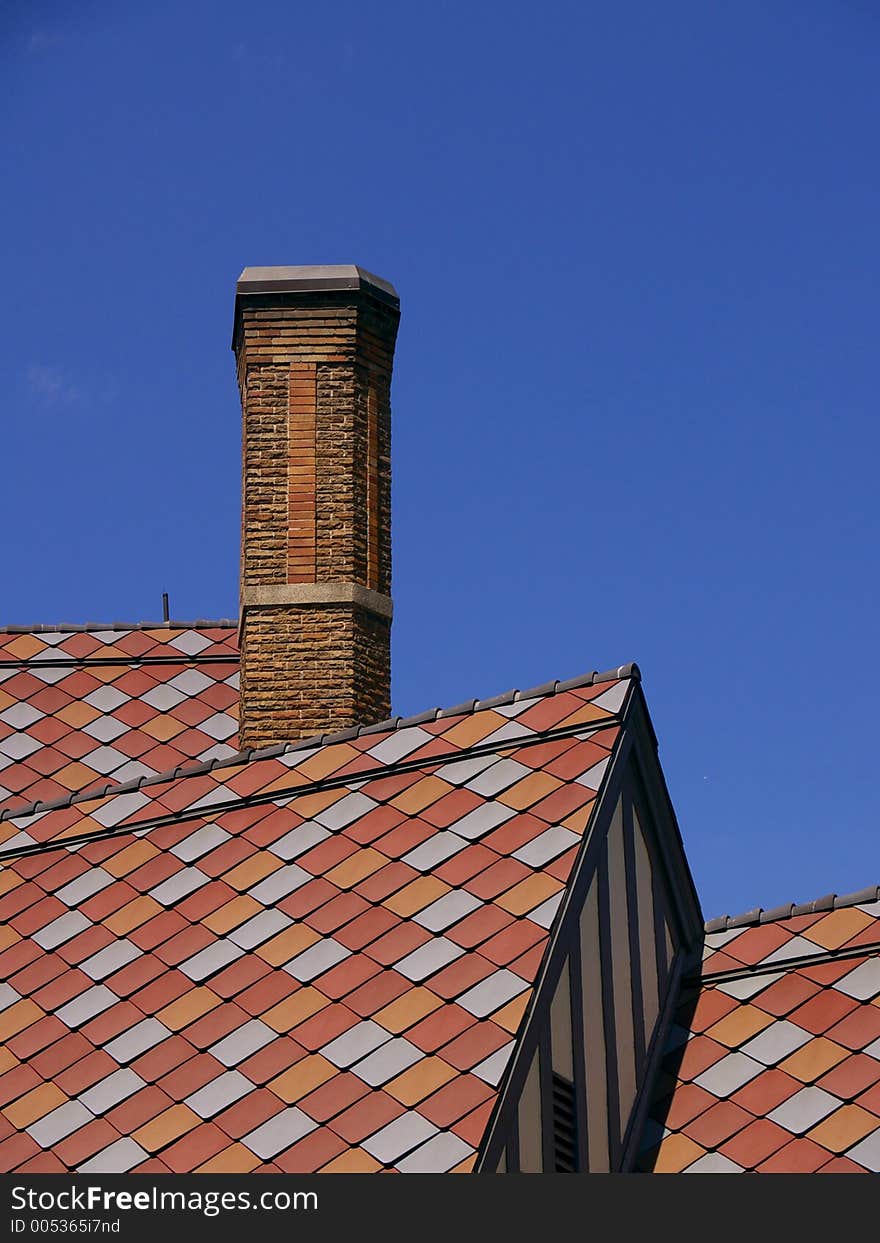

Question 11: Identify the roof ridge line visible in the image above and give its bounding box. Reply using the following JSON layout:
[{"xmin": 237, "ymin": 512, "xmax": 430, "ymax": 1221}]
[
  {"xmin": 693, "ymin": 936, "xmax": 880, "ymax": 985},
  {"xmin": 704, "ymin": 884, "xmax": 880, "ymax": 933},
  {"xmin": 0, "ymin": 620, "xmax": 238, "ymax": 635},
  {"xmin": 0, "ymin": 711, "xmax": 623, "ymax": 863},
  {"xmin": 0, "ymin": 662, "xmax": 639, "ymax": 826},
  {"xmin": 0, "ymin": 654, "xmax": 239, "ymax": 670}
]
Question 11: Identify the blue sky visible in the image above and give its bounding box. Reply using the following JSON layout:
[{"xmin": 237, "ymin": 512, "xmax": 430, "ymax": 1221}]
[{"xmin": 2, "ymin": 2, "xmax": 878, "ymax": 918}]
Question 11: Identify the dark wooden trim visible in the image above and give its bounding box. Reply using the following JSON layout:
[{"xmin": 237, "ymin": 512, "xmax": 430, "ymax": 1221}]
[
  {"xmin": 627, "ymin": 741, "xmax": 694, "ymax": 990},
  {"xmin": 506, "ymin": 1112, "xmax": 520, "ymax": 1174},
  {"xmin": 619, "ymin": 948, "xmax": 685, "ymax": 1171},
  {"xmin": 568, "ymin": 931, "xmax": 590, "ymax": 1171},
  {"xmin": 476, "ymin": 681, "xmax": 704, "ymax": 1175},
  {"xmin": 597, "ymin": 842, "xmax": 622, "ymax": 1170},
  {"xmin": 539, "ymin": 1026, "xmax": 555, "ymax": 1172},
  {"xmin": 622, "ymin": 789, "xmax": 647, "ymax": 1078},
  {"xmin": 475, "ymin": 718, "xmax": 633, "ymax": 1171},
  {"xmin": 629, "ymin": 691, "xmax": 703, "ymax": 942},
  {"xmin": 652, "ymin": 851, "xmax": 671, "ymax": 1000}
]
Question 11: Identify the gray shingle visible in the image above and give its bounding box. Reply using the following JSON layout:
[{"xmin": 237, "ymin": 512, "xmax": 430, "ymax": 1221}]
[
  {"xmin": 315, "ymin": 792, "xmax": 379, "ymax": 830},
  {"xmin": 56, "ymin": 868, "xmax": 113, "ymax": 906},
  {"xmin": 693, "ymin": 1052, "xmax": 764, "ymax": 1098},
  {"xmin": 761, "ymin": 935, "xmax": 824, "ymax": 966},
  {"xmin": 447, "ymin": 803, "xmax": 516, "ymax": 842},
  {"xmin": 83, "ymin": 687, "xmax": 129, "ymax": 713},
  {"xmin": 494, "ymin": 697, "xmax": 539, "ymax": 718},
  {"xmin": 28, "ymin": 1100, "xmax": 93, "ymax": 1147},
  {"xmin": 185, "ymin": 1071, "xmax": 251, "ymax": 1119},
  {"xmin": 434, "ymin": 754, "xmax": 496, "ymax": 786},
  {"xmin": 142, "ymin": 685, "xmax": 185, "ymax": 711},
  {"xmin": 242, "ymin": 1108, "xmax": 316, "ymax": 1160},
  {"xmin": 529, "ymin": 892, "xmax": 564, "ymax": 929},
  {"xmin": 465, "ymin": 759, "xmax": 532, "ymax": 797},
  {"xmin": 766, "ymin": 1086, "xmax": 839, "ymax": 1134},
  {"xmin": 702, "ymin": 928, "xmax": 742, "ymax": 952},
  {"xmin": 414, "ymin": 889, "xmax": 481, "ymax": 933},
  {"xmin": 172, "ymin": 824, "xmax": 231, "ymax": 862},
  {"xmin": 268, "ymin": 823, "xmax": 329, "ymax": 860},
  {"xmin": 684, "ymin": 1152, "xmax": 743, "ymax": 1173},
  {"xmin": 847, "ymin": 1126, "xmax": 880, "ymax": 1172},
  {"xmin": 168, "ymin": 669, "xmax": 213, "ymax": 696},
  {"xmin": 230, "ymin": 909, "xmax": 292, "ymax": 950},
  {"xmin": 248, "ymin": 865, "xmax": 310, "ymax": 904},
  {"xmin": 0, "ymin": 983, "xmax": 20, "ymax": 1012},
  {"xmin": 82, "ymin": 745, "xmax": 128, "ymax": 775},
  {"xmin": 836, "ymin": 958, "xmax": 880, "ymax": 1001},
  {"xmin": 0, "ymin": 734, "xmax": 40, "ymax": 760},
  {"xmin": 0, "ymin": 703, "xmax": 42, "ymax": 729},
  {"xmin": 458, "ymin": 970, "xmax": 528, "ymax": 1018},
  {"xmin": 366, "ymin": 727, "xmax": 432, "ymax": 765},
  {"xmin": 284, "ymin": 939, "xmax": 350, "ymax": 981},
  {"xmin": 395, "ymin": 937, "xmax": 463, "ymax": 982},
  {"xmin": 180, "ymin": 941, "xmax": 243, "ymax": 982},
  {"xmin": 209, "ymin": 1020, "xmax": 276, "ymax": 1068},
  {"xmin": 149, "ymin": 868, "xmax": 209, "ymax": 906},
  {"xmin": 169, "ymin": 630, "xmax": 211, "ymax": 656},
  {"xmin": 81, "ymin": 941, "xmax": 140, "ymax": 981},
  {"xmin": 472, "ymin": 1042, "xmax": 515, "ymax": 1087},
  {"xmin": 739, "ymin": 1020, "xmax": 811, "ymax": 1066},
  {"xmin": 397, "ymin": 1132, "xmax": 474, "ymax": 1173},
  {"xmin": 320, "ymin": 1021, "xmax": 390, "ymax": 1069},
  {"xmin": 0, "ymin": 831, "xmax": 33, "ymax": 854},
  {"xmin": 362, "ymin": 1111, "xmax": 438, "ymax": 1164},
  {"xmin": 402, "ymin": 833, "xmax": 467, "ymax": 871},
  {"xmin": 104, "ymin": 1018, "xmax": 169, "ymax": 1064},
  {"xmin": 79, "ymin": 1069, "xmax": 145, "ymax": 1115},
  {"xmin": 27, "ymin": 665, "xmax": 67, "ymax": 686},
  {"xmin": 200, "ymin": 713, "xmax": 238, "ymax": 741},
  {"xmin": 111, "ymin": 760, "xmax": 157, "ymax": 785},
  {"xmin": 78, "ymin": 1138, "xmax": 147, "ymax": 1173},
  {"xmin": 90, "ymin": 791, "xmax": 148, "ymax": 827},
  {"xmin": 353, "ymin": 1038, "xmax": 422, "ymax": 1087},
  {"xmin": 56, "ymin": 985, "xmax": 116, "ymax": 1028},
  {"xmin": 83, "ymin": 717, "xmax": 128, "ymax": 744},
  {"xmin": 513, "ymin": 826, "xmax": 580, "ymax": 868},
  {"xmin": 190, "ymin": 784, "xmax": 237, "ymax": 810},
  {"xmin": 32, "ymin": 910, "xmax": 90, "ymax": 950},
  {"xmin": 575, "ymin": 757, "xmax": 609, "ymax": 790},
  {"xmin": 592, "ymin": 681, "xmax": 629, "ymax": 714},
  {"xmin": 197, "ymin": 744, "xmax": 237, "ymax": 764},
  {"xmin": 716, "ymin": 971, "xmax": 783, "ymax": 1001},
  {"xmin": 480, "ymin": 720, "xmax": 534, "ymax": 747}
]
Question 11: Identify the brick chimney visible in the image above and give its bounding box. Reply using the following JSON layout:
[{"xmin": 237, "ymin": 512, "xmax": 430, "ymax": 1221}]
[{"xmin": 232, "ymin": 265, "xmax": 400, "ymax": 748}]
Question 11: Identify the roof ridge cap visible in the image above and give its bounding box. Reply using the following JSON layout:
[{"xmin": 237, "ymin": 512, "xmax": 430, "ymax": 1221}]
[
  {"xmin": 704, "ymin": 884, "xmax": 880, "ymax": 933},
  {"xmin": 0, "ymin": 662, "xmax": 639, "ymax": 825},
  {"xmin": 0, "ymin": 620, "xmax": 238, "ymax": 634}
]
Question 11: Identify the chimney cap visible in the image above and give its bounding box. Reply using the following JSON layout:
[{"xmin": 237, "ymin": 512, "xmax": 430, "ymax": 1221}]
[{"xmin": 236, "ymin": 264, "xmax": 398, "ymax": 305}]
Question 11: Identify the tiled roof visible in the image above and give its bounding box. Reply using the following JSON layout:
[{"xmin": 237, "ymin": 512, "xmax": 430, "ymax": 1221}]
[
  {"xmin": 0, "ymin": 667, "xmax": 631, "ymax": 1173},
  {"xmin": 639, "ymin": 896, "xmax": 880, "ymax": 1172},
  {"xmin": 0, "ymin": 626, "xmax": 239, "ymax": 820}
]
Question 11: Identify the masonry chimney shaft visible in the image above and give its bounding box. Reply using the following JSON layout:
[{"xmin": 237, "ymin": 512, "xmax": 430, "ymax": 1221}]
[{"xmin": 233, "ymin": 265, "xmax": 400, "ymax": 748}]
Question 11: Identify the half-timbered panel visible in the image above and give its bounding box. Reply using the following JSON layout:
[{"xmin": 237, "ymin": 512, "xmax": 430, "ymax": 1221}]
[{"xmin": 481, "ymin": 694, "xmax": 702, "ymax": 1172}]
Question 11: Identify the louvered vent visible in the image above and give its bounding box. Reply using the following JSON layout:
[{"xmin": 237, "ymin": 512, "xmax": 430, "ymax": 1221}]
[{"xmin": 552, "ymin": 1072, "xmax": 578, "ymax": 1172}]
